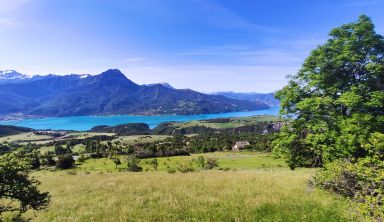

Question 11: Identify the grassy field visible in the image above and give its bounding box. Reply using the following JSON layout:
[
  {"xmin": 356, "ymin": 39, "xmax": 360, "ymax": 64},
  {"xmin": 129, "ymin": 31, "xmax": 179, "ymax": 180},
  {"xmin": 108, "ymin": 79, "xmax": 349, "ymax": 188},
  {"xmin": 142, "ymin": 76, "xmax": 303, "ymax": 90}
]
[
  {"xmin": 113, "ymin": 135, "xmax": 171, "ymax": 145},
  {"xmin": 19, "ymin": 169, "xmax": 355, "ymax": 222},
  {"xmin": 0, "ymin": 132, "xmax": 53, "ymax": 143},
  {"xmin": 2, "ymin": 151, "xmax": 359, "ymax": 222},
  {"xmin": 67, "ymin": 132, "xmax": 116, "ymax": 139},
  {"xmin": 170, "ymin": 115, "xmax": 285, "ymax": 130},
  {"xmin": 71, "ymin": 152, "xmax": 286, "ymax": 173}
]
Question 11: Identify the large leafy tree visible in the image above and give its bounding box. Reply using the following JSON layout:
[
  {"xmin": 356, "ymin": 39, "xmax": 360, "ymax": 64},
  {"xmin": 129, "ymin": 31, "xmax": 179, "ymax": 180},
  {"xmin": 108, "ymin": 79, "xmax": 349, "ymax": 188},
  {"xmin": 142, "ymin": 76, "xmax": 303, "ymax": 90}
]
[
  {"xmin": 274, "ymin": 15, "xmax": 384, "ymax": 169},
  {"xmin": 0, "ymin": 150, "xmax": 50, "ymax": 218},
  {"xmin": 273, "ymin": 15, "xmax": 384, "ymax": 220}
]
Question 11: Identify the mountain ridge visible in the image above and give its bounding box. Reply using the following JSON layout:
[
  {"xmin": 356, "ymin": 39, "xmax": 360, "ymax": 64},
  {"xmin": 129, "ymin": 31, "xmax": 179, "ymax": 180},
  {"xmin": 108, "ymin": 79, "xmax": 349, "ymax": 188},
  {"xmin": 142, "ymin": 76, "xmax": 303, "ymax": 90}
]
[{"xmin": 0, "ymin": 69, "xmax": 270, "ymax": 118}]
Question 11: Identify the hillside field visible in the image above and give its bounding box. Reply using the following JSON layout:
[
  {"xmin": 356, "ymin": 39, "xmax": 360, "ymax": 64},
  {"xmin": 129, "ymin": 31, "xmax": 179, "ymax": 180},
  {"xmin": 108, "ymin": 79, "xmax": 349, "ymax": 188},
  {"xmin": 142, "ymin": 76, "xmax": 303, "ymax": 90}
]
[{"xmin": 3, "ymin": 152, "xmax": 359, "ymax": 222}]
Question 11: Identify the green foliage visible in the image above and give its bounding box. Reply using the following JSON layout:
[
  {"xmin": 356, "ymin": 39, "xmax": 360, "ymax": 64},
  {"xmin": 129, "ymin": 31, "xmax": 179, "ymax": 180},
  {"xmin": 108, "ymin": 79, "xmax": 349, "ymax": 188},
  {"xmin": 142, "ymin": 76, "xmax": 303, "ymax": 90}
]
[
  {"xmin": 151, "ymin": 158, "xmax": 158, "ymax": 171},
  {"xmin": 91, "ymin": 123, "xmax": 151, "ymax": 136},
  {"xmin": 40, "ymin": 152, "xmax": 56, "ymax": 166},
  {"xmin": 111, "ymin": 156, "xmax": 121, "ymax": 169},
  {"xmin": 0, "ymin": 150, "xmax": 50, "ymax": 218},
  {"xmin": 126, "ymin": 155, "xmax": 142, "ymax": 172},
  {"xmin": 273, "ymin": 15, "xmax": 384, "ymax": 220},
  {"xmin": 205, "ymin": 158, "xmax": 218, "ymax": 170},
  {"xmin": 312, "ymin": 157, "xmax": 384, "ymax": 221},
  {"xmin": 56, "ymin": 154, "xmax": 75, "ymax": 169},
  {"xmin": 77, "ymin": 154, "xmax": 87, "ymax": 163},
  {"xmin": 177, "ymin": 164, "xmax": 195, "ymax": 173},
  {"xmin": 195, "ymin": 156, "xmax": 218, "ymax": 170},
  {"xmin": 274, "ymin": 15, "xmax": 384, "ymax": 167},
  {"xmin": 197, "ymin": 155, "xmax": 206, "ymax": 168}
]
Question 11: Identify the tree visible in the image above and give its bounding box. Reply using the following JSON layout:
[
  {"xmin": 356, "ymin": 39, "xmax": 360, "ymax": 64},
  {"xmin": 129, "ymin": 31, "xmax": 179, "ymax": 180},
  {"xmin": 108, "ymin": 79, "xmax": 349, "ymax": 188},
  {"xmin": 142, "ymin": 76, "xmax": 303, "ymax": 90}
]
[
  {"xmin": 274, "ymin": 15, "xmax": 384, "ymax": 168},
  {"xmin": 41, "ymin": 152, "xmax": 56, "ymax": 166},
  {"xmin": 197, "ymin": 156, "xmax": 205, "ymax": 169},
  {"xmin": 205, "ymin": 158, "xmax": 218, "ymax": 170},
  {"xmin": 56, "ymin": 154, "xmax": 75, "ymax": 169},
  {"xmin": 273, "ymin": 15, "xmax": 384, "ymax": 220},
  {"xmin": 126, "ymin": 155, "xmax": 142, "ymax": 172},
  {"xmin": 54, "ymin": 144, "xmax": 67, "ymax": 155},
  {"xmin": 0, "ymin": 150, "xmax": 50, "ymax": 218},
  {"xmin": 112, "ymin": 156, "xmax": 121, "ymax": 169}
]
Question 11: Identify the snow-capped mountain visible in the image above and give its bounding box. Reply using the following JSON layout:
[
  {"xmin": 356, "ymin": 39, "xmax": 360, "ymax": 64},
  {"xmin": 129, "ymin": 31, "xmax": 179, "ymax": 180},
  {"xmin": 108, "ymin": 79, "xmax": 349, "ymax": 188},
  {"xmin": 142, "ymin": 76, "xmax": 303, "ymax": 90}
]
[
  {"xmin": 0, "ymin": 69, "xmax": 269, "ymax": 117},
  {"xmin": 0, "ymin": 70, "xmax": 29, "ymax": 79}
]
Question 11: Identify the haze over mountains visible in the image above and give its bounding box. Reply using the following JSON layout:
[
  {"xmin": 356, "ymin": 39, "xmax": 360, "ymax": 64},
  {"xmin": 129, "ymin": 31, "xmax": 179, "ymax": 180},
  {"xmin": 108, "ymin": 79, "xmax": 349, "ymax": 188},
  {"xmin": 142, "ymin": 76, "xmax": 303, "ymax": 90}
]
[
  {"xmin": 211, "ymin": 92, "xmax": 279, "ymax": 106},
  {"xmin": 0, "ymin": 69, "xmax": 272, "ymax": 118}
]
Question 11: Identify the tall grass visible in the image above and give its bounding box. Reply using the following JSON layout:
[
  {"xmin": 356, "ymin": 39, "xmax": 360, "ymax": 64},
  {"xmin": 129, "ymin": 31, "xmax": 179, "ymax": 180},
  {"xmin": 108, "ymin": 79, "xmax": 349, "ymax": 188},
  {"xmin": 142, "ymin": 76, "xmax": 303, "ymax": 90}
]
[{"xmin": 19, "ymin": 168, "xmax": 356, "ymax": 222}]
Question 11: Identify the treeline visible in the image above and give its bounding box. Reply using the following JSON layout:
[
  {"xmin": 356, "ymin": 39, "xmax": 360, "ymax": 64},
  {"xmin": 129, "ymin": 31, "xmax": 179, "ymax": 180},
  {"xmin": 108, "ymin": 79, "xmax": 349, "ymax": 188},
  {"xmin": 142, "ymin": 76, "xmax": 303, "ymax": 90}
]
[{"xmin": 95, "ymin": 120, "xmax": 283, "ymax": 135}]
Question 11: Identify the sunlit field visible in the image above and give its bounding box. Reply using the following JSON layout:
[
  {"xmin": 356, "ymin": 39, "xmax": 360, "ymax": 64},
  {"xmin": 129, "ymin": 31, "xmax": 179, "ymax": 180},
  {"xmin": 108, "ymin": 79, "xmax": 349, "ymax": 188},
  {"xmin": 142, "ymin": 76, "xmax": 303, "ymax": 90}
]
[{"xmin": 4, "ymin": 152, "xmax": 358, "ymax": 222}]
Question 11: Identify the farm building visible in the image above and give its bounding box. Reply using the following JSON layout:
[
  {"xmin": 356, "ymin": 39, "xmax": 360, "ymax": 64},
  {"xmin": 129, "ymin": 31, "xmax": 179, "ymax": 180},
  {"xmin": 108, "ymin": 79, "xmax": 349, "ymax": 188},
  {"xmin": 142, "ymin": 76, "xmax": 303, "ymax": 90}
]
[{"xmin": 232, "ymin": 141, "xmax": 250, "ymax": 151}]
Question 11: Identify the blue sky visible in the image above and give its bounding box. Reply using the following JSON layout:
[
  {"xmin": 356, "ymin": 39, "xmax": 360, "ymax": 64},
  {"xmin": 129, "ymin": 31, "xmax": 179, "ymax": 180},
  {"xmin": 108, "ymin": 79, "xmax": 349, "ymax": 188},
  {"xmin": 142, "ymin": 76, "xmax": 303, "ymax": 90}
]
[{"xmin": 1, "ymin": 0, "xmax": 384, "ymax": 93}]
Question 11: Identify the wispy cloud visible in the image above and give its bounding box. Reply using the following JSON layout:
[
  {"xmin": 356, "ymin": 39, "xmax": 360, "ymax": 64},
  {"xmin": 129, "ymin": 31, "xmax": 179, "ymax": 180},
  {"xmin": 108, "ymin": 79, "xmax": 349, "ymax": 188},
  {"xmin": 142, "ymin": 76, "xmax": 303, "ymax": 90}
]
[
  {"xmin": 123, "ymin": 57, "xmax": 147, "ymax": 62},
  {"xmin": 0, "ymin": 0, "xmax": 32, "ymax": 12},
  {"xmin": 168, "ymin": 37, "xmax": 324, "ymax": 66},
  {"xmin": 121, "ymin": 65, "xmax": 297, "ymax": 93},
  {"xmin": 193, "ymin": 0, "xmax": 281, "ymax": 33},
  {"xmin": 0, "ymin": 0, "xmax": 33, "ymax": 28}
]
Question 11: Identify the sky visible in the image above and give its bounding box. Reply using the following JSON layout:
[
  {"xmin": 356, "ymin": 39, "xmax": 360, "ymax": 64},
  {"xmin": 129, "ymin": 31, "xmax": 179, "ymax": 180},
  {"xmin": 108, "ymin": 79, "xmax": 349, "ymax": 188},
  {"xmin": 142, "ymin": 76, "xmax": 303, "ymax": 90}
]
[{"xmin": 1, "ymin": 0, "xmax": 384, "ymax": 93}]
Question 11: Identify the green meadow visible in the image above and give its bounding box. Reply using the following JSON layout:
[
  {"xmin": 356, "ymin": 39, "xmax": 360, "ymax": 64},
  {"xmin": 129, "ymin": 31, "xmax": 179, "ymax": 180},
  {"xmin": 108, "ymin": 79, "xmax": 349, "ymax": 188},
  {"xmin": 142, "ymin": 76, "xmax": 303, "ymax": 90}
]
[{"xmin": 5, "ymin": 151, "xmax": 359, "ymax": 222}]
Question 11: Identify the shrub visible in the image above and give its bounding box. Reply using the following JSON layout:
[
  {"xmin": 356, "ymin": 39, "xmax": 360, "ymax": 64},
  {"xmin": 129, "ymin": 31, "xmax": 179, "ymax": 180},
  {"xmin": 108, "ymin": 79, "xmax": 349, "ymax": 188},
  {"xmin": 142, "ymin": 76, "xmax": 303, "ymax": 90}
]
[
  {"xmin": 166, "ymin": 168, "xmax": 176, "ymax": 174},
  {"xmin": 110, "ymin": 156, "xmax": 121, "ymax": 168},
  {"xmin": 151, "ymin": 159, "xmax": 158, "ymax": 171},
  {"xmin": 56, "ymin": 155, "xmax": 75, "ymax": 169},
  {"xmin": 77, "ymin": 154, "xmax": 87, "ymax": 163},
  {"xmin": 126, "ymin": 155, "xmax": 142, "ymax": 172},
  {"xmin": 205, "ymin": 158, "xmax": 218, "ymax": 170},
  {"xmin": 197, "ymin": 155, "xmax": 205, "ymax": 169},
  {"xmin": 312, "ymin": 159, "xmax": 384, "ymax": 221},
  {"xmin": 177, "ymin": 164, "xmax": 195, "ymax": 173}
]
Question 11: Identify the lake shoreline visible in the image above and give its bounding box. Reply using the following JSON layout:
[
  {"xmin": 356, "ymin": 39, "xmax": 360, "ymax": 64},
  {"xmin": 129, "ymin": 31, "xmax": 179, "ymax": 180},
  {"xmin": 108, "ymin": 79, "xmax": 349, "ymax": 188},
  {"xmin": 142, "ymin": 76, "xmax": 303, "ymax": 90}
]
[{"xmin": 0, "ymin": 107, "xmax": 280, "ymax": 131}]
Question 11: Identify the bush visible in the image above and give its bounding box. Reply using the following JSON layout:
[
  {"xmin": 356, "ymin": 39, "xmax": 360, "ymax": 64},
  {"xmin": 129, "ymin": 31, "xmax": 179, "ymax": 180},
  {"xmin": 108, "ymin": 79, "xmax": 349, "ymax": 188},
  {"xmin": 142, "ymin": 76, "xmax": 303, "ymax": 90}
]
[
  {"xmin": 166, "ymin": 168, "xmax": 176, "ymax": 174},
  {"xmin": 205, "ymin": 158, "xmax": 218, "ymax": 170},
  {"xmin": 126, "ymin": 155, "xmax": 142, "ymax": 172},
  {"xmin": 177, "ymin": 164, "xmax": 195, "ymax": 173},
  {"xmin": 197, "ymin": 156, "xmax": 205, "ymax": 168},
  {"xmin": 41, "ymin": 153, "xmax": 56, "ymax": 166},
  {"xmin": 56, "ymin": 155, "xmax": 75, "ymax": 169},
  {"xmin": 77, "ymin": 154, "xmax": 87, "ymax": 163},
  {"xmin": 312, "ymin": 159, "xmax": 384, "ymax": 221}
]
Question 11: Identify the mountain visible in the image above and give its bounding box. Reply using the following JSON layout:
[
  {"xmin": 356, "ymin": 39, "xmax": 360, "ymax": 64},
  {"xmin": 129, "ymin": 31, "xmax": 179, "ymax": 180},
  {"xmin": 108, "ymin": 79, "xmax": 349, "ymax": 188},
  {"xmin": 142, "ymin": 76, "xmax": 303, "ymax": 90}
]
[
  {"xmin": 0, "ymin": 70, "xmax": 31, "ymax": 84},
  {"xmin": 0, "ymin": 70, "xmax": 54, "ymax": 85},
  {"xmin": 0, "ymin": 125, "xmax": 33, "ymax": 137},
  {"xmin": 144, "ymin": 82, "xmax": 175, "ymax": 89},
  {"xmin": 212, "ymin": 92, "xmax": 280, "ymax": 106},
  {"xmin": 0, "ymin": 69, "xmax": 269, "ymax": 117},
  {"xmin": 0, "ymin": 70, "xmax": 26, "ymax": 79}
]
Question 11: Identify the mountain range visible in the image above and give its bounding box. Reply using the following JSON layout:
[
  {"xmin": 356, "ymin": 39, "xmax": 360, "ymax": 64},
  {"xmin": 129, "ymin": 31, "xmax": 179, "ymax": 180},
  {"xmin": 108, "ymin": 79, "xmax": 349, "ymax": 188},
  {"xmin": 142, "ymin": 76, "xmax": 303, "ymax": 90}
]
[
  {"xmin": 211, "ymin": 92, "xmax": 279, "ymax": 106},
  {"xmin": 0, "ymin": 69, "xmax": 270, "ymax": 118}
]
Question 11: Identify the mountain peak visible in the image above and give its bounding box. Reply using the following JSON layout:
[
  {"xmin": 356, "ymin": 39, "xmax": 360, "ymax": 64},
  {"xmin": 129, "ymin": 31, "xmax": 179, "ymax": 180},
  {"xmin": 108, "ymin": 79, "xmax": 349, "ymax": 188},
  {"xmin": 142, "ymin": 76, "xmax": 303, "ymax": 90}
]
[
  {"xmin": 96, "ymin": 69, "xmax": 139, "ymax": 88},
  {"xmin": 0, "ymin": 70, "xmax": 28, "ymax": 80},
  {"xmin": 100, "ymin": 69, "xmax": 125, "ymax": 78}
]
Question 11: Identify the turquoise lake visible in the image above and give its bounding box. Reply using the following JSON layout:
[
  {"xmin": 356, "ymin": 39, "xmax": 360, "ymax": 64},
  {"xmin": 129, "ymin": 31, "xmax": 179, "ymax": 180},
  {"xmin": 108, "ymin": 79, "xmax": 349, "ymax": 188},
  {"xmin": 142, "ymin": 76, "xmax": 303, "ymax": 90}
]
[{"xmin": 0, "ymin": 107, "xmax": 280, "ymax": 131}]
